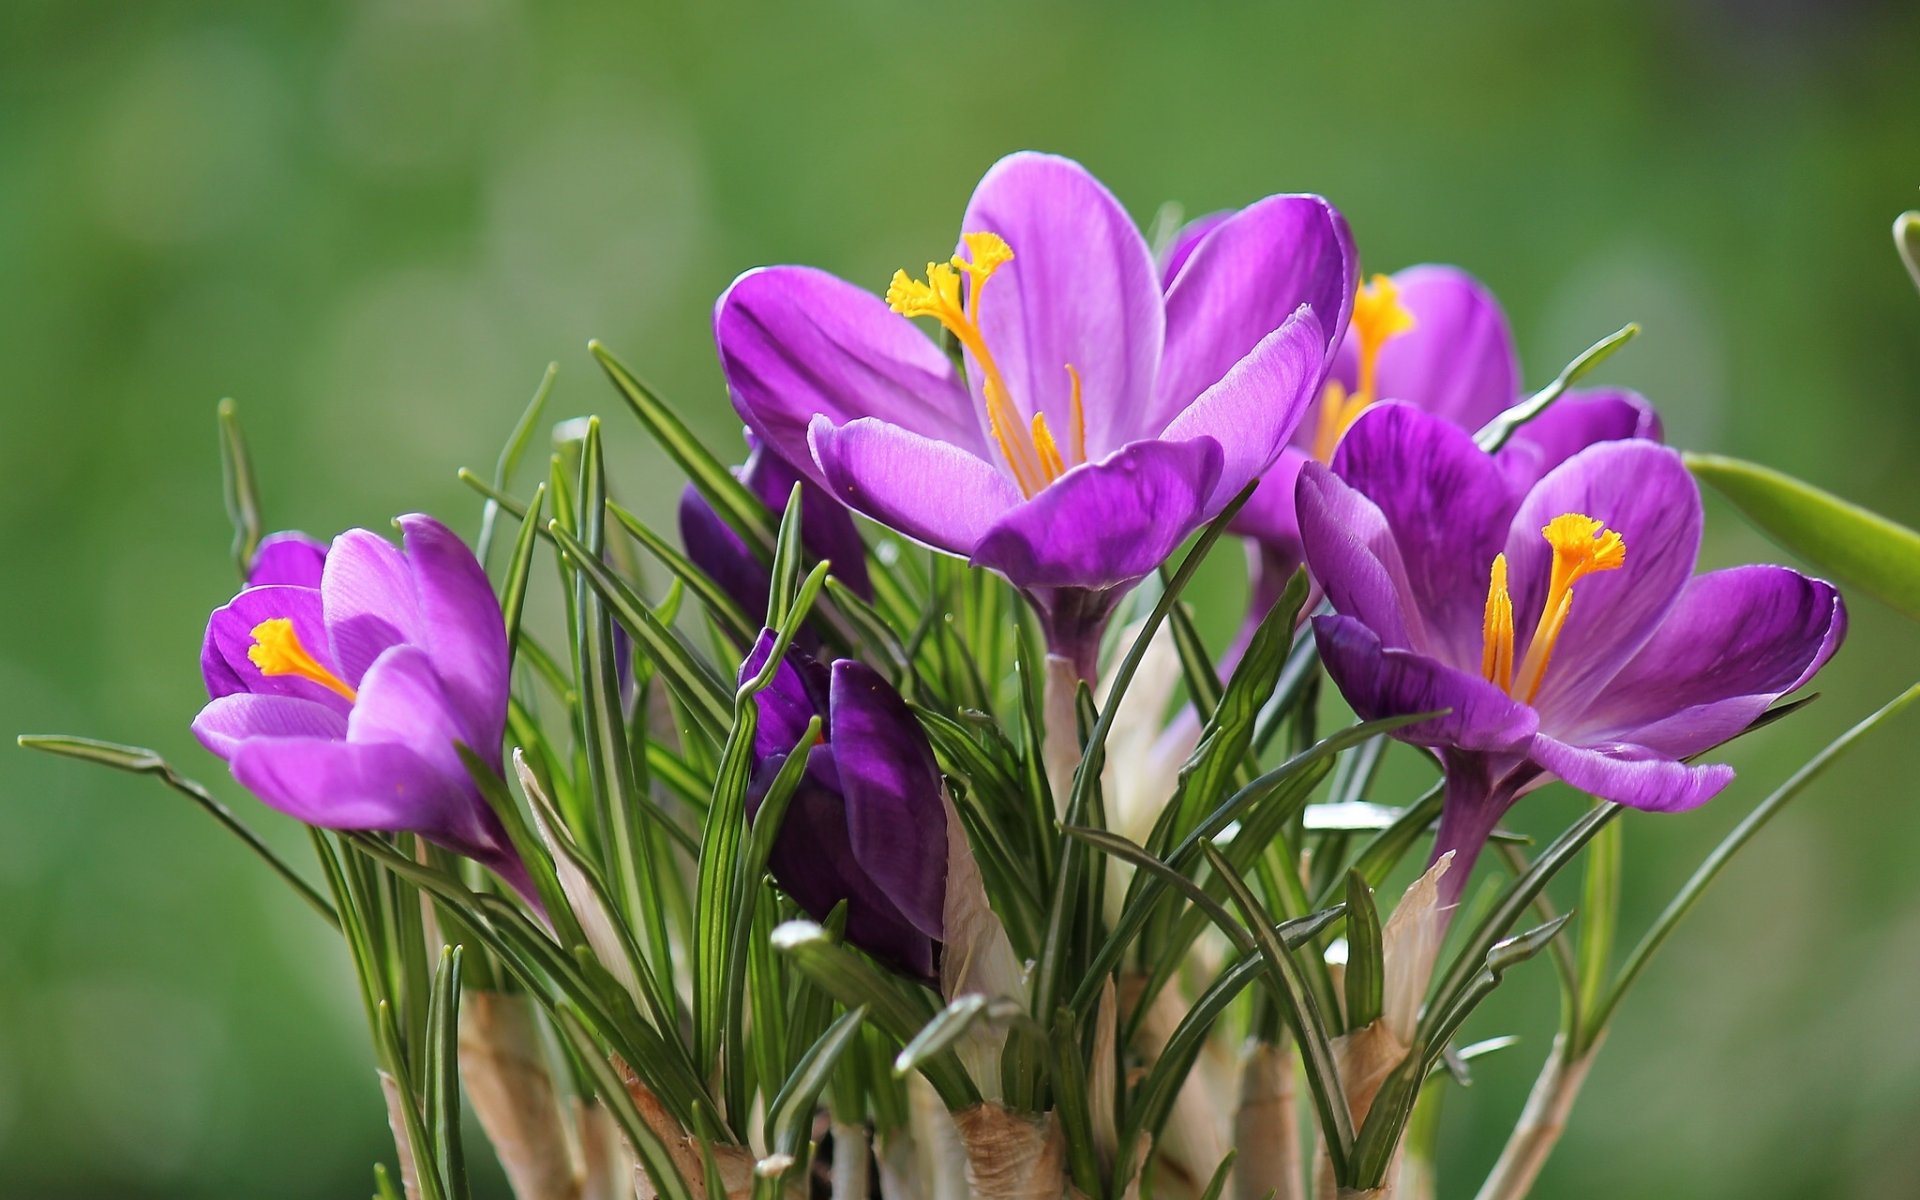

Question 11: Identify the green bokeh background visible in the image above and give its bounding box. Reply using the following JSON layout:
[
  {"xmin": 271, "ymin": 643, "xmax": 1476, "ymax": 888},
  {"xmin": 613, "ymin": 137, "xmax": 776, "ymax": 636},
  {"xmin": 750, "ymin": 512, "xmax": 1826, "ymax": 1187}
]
[{"xmin": 5, "ymin": 1, "xmax": 1919, "ymax": 1196}]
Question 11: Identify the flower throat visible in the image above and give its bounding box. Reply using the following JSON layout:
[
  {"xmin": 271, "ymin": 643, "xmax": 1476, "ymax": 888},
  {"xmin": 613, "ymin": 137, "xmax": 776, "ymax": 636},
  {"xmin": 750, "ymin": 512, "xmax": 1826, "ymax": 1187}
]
[
  {"xmin": 1310, "ymin": 274, "xmax": 1416, "ymax": 462},
  {"xmin": 887, "ymin": 233, "xmax": 1086, "ymax": 497},
  {"xmin": 1481, "ymin": 513, "xmax": 1626, "ymax": 703}
]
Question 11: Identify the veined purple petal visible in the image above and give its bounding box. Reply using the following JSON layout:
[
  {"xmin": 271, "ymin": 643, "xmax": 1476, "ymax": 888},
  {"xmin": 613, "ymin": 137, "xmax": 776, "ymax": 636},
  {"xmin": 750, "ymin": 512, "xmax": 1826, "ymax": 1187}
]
[
  {"xmin": 231, "ymin": 737, "xmax": 489, "ymax": 850},
  {"xmin": 247, "ymin": 532, "xmax": 329, "ymax": 589},
  {"xmin": 322, "ymin": 528, "xmax": 421, "ymax": 687},
  {"xmin": 830, "ymin": 659, "xmax": 946, "ymax": 941},
  {"xmin": 1494, "ymin": 388, "xmax": 1662, "ymax": 492},
  {"xmin": 347, "ymin": 644, "xmax": 474, "ymax": 790},
  {"xmin": 971, "ymin": 437, "xmax": 1222, "ymax": 592},
  {"xmin": 1528, "ymin": 734, "xmax": 1734, "ymax": 813},
  {"xmin": 680, "ymin": 482, "xmax": 774, "ymax": 624},
  {"xmin": 810, "ymin": 416, "xmax": 1023, "ymax": 559},
  {"xmin": 1329, "ymin": 265, "xmax": 1517, "ymax": 432},
  {"xmin": 1503, "ymin": 441, "xmax": 1702, "ymax": 725},
  {"xmin": 1159, "ymin": 307, "xmax": 1325, "ymax": 514},
  {"xmin": 1314, "ymin": 614, "xmax": 1538, "ymax": 752},
  {"xmin": 960, "ymin": 152, "xmax": 1164, "ymax": 456},
  {"xmin": 1156, "ymin": 194, "xmax": 1354, "ymax": 434},
  {"xmin": 1158, "ymin": 208, "xmax": 1234, "ymax": 288},
  {"xmin": 1295, "ymin": 462, "xmax": 1421, "ymax": 649},
  {"xmin": 192, "ymin": 693, "xmax": 348, "ymax": 760},
  {"xmin": 739, "ymin": 630, "xmax": 831, "ymax": 761},
  {"xmin": 1565, "ymin": 566, "xmax": 1846, "ymax": 756},
  {"xmin": 715, "ymin": 266, "xmax": 984, "ymax": 484},
  {"xmin": 397, "ymin": 516, "xmax": 508, "ymax": 760},
  {"xmin": 1328, "ymin": 404, "xmax": 1519, "ymax": 671},
  {"xmin": 202, "ymin": 585, "xmax": 351, "ymax": 713}
]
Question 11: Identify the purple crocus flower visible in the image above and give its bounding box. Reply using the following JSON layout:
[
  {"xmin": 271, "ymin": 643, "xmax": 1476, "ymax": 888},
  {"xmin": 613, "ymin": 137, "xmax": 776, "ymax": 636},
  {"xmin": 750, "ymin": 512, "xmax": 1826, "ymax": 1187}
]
[
  {"xmin": 741, "ymin": 630, "xmax": 947, "ymax": 980},
  {"xmin": 246, "ymin": 531, "xmax": 330, "ymax": 589},
  {"xmin": 193, "ymin": 515, "xmax": 532, "ymax": 900},
  {"xmin": 678, "ymin": 437, "xmax": 873, "ymax": 630},
  {"xmin": 715, "ymin": 151, "xmax": 1355, "ymax": 678},
  {"xmin": 1299, "ymin": 404, "xmax": 1846, "ymax": 904}
]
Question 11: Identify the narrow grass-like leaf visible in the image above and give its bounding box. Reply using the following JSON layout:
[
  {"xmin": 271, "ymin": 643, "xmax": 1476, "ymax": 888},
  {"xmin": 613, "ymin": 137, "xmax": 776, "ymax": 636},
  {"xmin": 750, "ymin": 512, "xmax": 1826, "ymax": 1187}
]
[
  {"xmin": 499, "ymin": 485, "xmax": 547, "ymax": 672},
  {"xmin": 216, "ymin": 398, "xmax": 264, "ymax": 577},
  {"xmin": 1897, "ymin": 210, "xmax": 1920, "ymax": 294},
  {"xmin": 477, "ymin": 362, "xmax": 558, "ymax": 565},
  {"xmin": 423, "ymin": 946, "xmax": 466, "ymax": 1199},
  {"xmin": 1344, "ymin": 871, "xmax": 1385, "ymax": 1031},
  {"xmin": 1573, "ymin": 814, "xmax": 1621, "ymax": 1034},
  {"xmin": 1474, "ymin": 324, "xmax": 1639, "ymax": 452},
  {"xmin": 552, "ymin": 1006, "xmax": 696, "ymax": 1200},
  {"xmin": 609, "ymin": 498, "xmax": 757, "ymax": 650},
  {"xmin": 767, "ymin": 1006, "xmax": 867, "ymax": 1161},
  {"xmin": 766, "ymin": 482, "xmax": 805, "ymax": 630}
]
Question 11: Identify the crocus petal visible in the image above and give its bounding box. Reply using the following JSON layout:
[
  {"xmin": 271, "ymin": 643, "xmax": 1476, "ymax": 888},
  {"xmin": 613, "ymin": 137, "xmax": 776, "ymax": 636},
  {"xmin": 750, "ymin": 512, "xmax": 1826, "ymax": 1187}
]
[
  {"xmin": 322, "ymin": 528, "xmax": 422, "ymax": 687},
  {"xmin": 1314, "ymin": 614, "xmax": 1538, "ymax": 752},
  {"xmin": 348, "ymin": 645, "xmax": 472, "ymax": 784},
  {"xmin": 739, "ymin": 630, "xmax": 832, "ymax": 762},
  {"xmin": 680, "ymin": 482, "xmax": 774, "ymax": 624},
  {"xmin": 192, "ymin": 693, "xmax": 348, "ymax": 760},
  {"xmin": 1528, "ymin": 734, "xmax": 1734, "ymax": 813},
  {"xmin": 1155, "ymin": 194, "xmax": 1354, "ymax": 433},
  {"xmin": 1159, "ymin": 307, "xmax": 1326, "ymax": 513},
  {"xmin": 715, "ymin": 265, "xmax": 984, "ymax": 483},
  {"xmin": 1327, "ymin": 403, "xmax": 1520, "ymax": 671},
  {"xmin": 1566, "ymin": 566, "xmax": 1846, "ymax": 757},
  {"xmin": 247, "ymin": 532, "xmax": 329, "ymax": 589},
  {"xmin": 231, "ymin": 737, "xmax": 485, "ymax": 847},
  {"xmin": 202, "ymin": 585, "xmax": 351, "ymax": 712},
  {"xmin": 830, "ymin": 660, "xmax": 947, "ymax": 940},
  {"xmin": 1295, "ymin": 461, "xmax": 1421, "ymax": 649},
  {"xmin": 1494, "ymin": 388, "xmax": 1662, "ymax": 492},
  {"xmin": 960, "ymin": 152, "xmax": 1165, "ymax": 455},
  {"xmin": 398, "ymin": 515, "xmax": 509, "ymax": 758},
  {"xmin": 1503, "ymin": 441, "xmax": 1703, "ymax": 723},
  {"xmin": 971, "ymin": 438, "xmax": 1222, "ymax": 592},
  {"xmin": 810, "ymin": 416, "xmax": 1024, "ymax": 558},
  {"xmin": 1226, "ymin": 446, "xmax": 1311, "ymax": 564},
  {"xmin": 1330, "ymin": 265, "xmax": 1517, "ymax": 431},
  {"xmin": 1158, "ymin": 208, "xmax": 1234, "ymax": 288},
  {"xmin": 743, "ymin": 443, "xmax": 873, "ymax": 601}
]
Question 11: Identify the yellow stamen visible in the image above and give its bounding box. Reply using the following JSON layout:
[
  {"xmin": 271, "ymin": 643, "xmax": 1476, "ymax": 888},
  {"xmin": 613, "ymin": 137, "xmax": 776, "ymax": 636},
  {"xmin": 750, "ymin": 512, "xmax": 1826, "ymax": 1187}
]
[
  {"xmin": 1032, "ymin": 412, "xmax": 1067, "ymax": 481},
  {"xmin": 889, "ymin": 232, "xmax": 1061, "ymax": 498},
  {"xmin": 1064, "ymin": 363, "xmax": 1087, "ymax": 466},
  {"xmin": 1481, "ymin": 553, "xmax": 1514, "ymax": 693},
  {"xmin": 248, "ymin": 618, "xmax": 357, "ymax": 702},
  {"xmin": 1308, "ymin": 274, "xmax": 1417, "ymax": 462},
  {"xmin": 1510, "ymin": 513, "xmax": 1627, "ymax": 703}
]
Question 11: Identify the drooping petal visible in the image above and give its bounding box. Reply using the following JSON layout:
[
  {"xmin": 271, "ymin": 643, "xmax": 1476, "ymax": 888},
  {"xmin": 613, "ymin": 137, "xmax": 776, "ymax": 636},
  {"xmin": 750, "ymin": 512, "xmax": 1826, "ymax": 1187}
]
[
  {"xmin": 1157, "ymin": 208, "xmax": 1234, "ymax": 288},
  {"xmin": 1327, "ymin": 403, "xmax": 1519, "ymax": 671},
  {"xmin": 1528, "ymin": 733, "xmax": 1734, "ymax": 813},
  {"xmin": 231, "ymin": 737, "xmax": 484, "ymax": 846},
  {"xmin": 960, "ymin": 152, "xmax": 1165, "ymax": 456},
  {"xmin": 739, "ymin": 630, "xmax": 831, "ymax": 762},
  {"xmin": 1155, "ymin": 194, "xmax": 1354, "ymax": 433},
  {"xmin": 743, "ymin": 443, "xmax": 873, "ymax": 601},
  {"xmin": 192, "ymin": 693, "xmax": 349, "ymax": 759},
  {"xmin": 1295, "ymin": 461, "xmax": 1421, "ymax": 650},
  {"xmin": 201, "ymin": 585, "xmax": 351, "ymax": 713},
  {"xmin": 1314, "ymin": 615, "xmax": 1538, "ymax": 752},
  {"xmin": 1502, "ymin": 441, "xmax": 1703, "ymax": 723},
  {"xmin": 970, "ymin": 438, "xmax": 1222, "ymax": 592},
  {"xmin": 321, "ymin": 528, "xmax": 422, "ymax": 687},
  {"xmin": 830, "ymin": 659, "xmax": 947, "ymax": 941},
  {"xmin": 397, "ymin": 515, "xmax": 509, "ymax": 758},
  {"xmin": 1329, "ymin": 265, "xmax": 1517, "ymax": 431},
  {"xmin": 247, "ymin": 532, "xmax": 329, "ymax": 589},
  {"xmin": 715, "ymin": 265, "xmax": 984, "ymax": 483},
  {"xmin": 1493, "ymin": 388, "xmax": 1662, "ymax": 492},
  {"xmin": 1158, "ymin": 307, "xmax": 1326, "ymax": 514},
  {"xmin": 1564, "ymin": 566, "xmax": 1846, "ymax": 756},
  {"xmin": 810, "ymin": 416, "xmax": 1024, "ymax": 558}
]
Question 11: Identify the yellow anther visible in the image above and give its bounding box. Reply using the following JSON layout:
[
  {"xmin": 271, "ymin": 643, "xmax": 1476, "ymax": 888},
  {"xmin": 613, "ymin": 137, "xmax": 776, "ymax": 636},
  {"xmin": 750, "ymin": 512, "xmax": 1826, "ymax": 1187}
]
[
  {"xmin": 1510, "ymin": 513, "xmax": 1627, "ymax": 703},
  {"xmin": 955, "ymin": 232, "xmax": 1014, "ymax": 280},
  {"xmin": 248, "ymin": 618, "xmax": 357, "ymax": 702},
  {"xmin": 1064, "ymin": 363, "xmax": 1087, "ymax": 466},
  {"xmin": 1309, "ymin": 380, "xmax": 1372, "ymax": 463},
  {"xmin": 1308, "ymin": 275, "xmax": 1417, "ymax": 462},
  {"xmin": 1032, "ymin": 412, "xmax": 1067, "ymax": 482},
  {"xmin": 1481, "ymin": 553, "xmax": 1515, "ymax": 693}
]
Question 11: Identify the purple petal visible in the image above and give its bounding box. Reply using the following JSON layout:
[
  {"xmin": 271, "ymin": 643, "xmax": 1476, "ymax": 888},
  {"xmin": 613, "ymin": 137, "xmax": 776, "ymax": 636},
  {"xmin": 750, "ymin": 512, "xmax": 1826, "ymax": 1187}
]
[
  {"xmin": 1295, "ymin": 461, "xmax": 1420, "ymax": 649},
  {"xmin": 1502, "ymin": 441, "xmax": 1702, "ymax": 724},
  {"xmin": 810, "ymin": 416, "xmax": 1023, "ymax": 559},
  {"xmin": 1158, "ymin": 307, "xmax": 1326, "ymax": 514},
  {"xmin": 1494, "ymin": 388, "xmax": 1662, "ymax": 492},
  {"xmin": 971, "ymin": 437, "xmax": 1222, "ymax": 592},
  {"xmin": 321, "ymin": 529, "xmax": 421, "ymax": 687},
  {"xmin": 740, "ymin": 630, "xmax": 830, "ymax": 761},
  {"xmin": 680, "ymin": 482, "xmax": 774, "ymax": 623},
  {"xmin": 1314, "ymin": 614, "xmax": 1538, "ymax": 752},
  {"xmin": 231, "ymin": 737, "xmax": 490, "ymax": 849},
  {"xmin": 830, "ymin": 659, "xmax": 946, "ymax": 941},
  {"xmin": 743, "ymin": 443, "xmax": 873, "ymax": 602},
  {"xmin": 192, "ymin": 693, "xmax": 348, "ymax": 760},
  {"xmin": 201, "ymin": 585, "xmax": 352, "ymax": 713},
  {"xmin": 1329, "ymin": 265, "xmax": 1518, "ymax": 431},
  {"xmin": 1155, "ymin": 194, "xmax": 1354, "ymax": 435},
  {"xmin": 715, "ymin": 265, "xmax": 984, "ymax": 483},
  {"xmin": 1528, "ymin": 734, "xmax": 1734, "ymax": 813},
  {"xmin": 960, "ymin": 152, "xmax": 1164, "ymax": 456},
  {"xmin": 247, "ymin": 532, "xmax": 329, "ymax": 589},
  {"xmin": 398, "ymin": 515, "xmax": 508, "ymax": 758},
  {"xmin": 347, "ymin": 644, "xmax": 473, "ymax": 788},
  {"xmin": 1158, "ymin": 208, "xmax": 1234, "ymax": 288},
  {"xmin": 1328, "ymin": 403, "xmax": 1519, "ymax": 672},
  {"xmin": 1565, "ymin": 566, "xmax": 1846, "ymax": 756},
  {"xmin": 1227, "ymin": 446, "xmax": 1311, "ymax": 564}
]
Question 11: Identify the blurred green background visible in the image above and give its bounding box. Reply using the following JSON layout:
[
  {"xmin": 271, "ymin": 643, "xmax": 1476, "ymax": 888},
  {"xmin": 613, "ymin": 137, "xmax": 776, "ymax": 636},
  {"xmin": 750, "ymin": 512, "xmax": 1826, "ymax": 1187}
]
[{"xmin": 5, "ymin": 0, "xmax": 1919, "ymax": 1195}]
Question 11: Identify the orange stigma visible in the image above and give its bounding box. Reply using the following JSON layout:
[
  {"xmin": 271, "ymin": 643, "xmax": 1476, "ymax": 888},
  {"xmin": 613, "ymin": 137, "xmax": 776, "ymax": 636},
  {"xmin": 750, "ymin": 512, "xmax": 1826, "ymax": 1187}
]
[
  {"xmin": 248, "ymin": 618, "xmax": 358, "ymax": 702},
  {"xmin": 1310, "ymin": 273, "xmax": 1416, "ymax": 462},
  {"xmin": 1481, "ymin": 513, "xmax": 1626, "ymax": 703}
]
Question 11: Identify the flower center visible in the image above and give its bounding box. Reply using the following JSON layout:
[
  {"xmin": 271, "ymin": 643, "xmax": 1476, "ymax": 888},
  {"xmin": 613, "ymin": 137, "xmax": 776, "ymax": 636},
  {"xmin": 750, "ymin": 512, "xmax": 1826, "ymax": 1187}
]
[
  {"xmin": 249, "ymin": 618, "xmax": 358, "ymax": 702},
  {"xmin": 887, "ymin": 232, "xmax": 1086, "ymax": 498},
  {"xmin": 1310, "ymin": 273, "xmax": 1416, "ymax": 462},
  {"xmin": 1480, "ymin": 513, "xmax": 1627, "ymax": 703}
]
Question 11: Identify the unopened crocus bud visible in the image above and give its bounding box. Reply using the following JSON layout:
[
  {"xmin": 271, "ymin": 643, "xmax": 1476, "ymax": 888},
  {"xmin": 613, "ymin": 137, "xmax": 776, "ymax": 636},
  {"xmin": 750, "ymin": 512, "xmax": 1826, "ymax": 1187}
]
[
  {"xmin": 741, "ymin": 631, "xmax": 946, "ymax": 981},
  {"xmin": 680, "ymin": 438, "xmax": 872, "ymax": 632}
]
